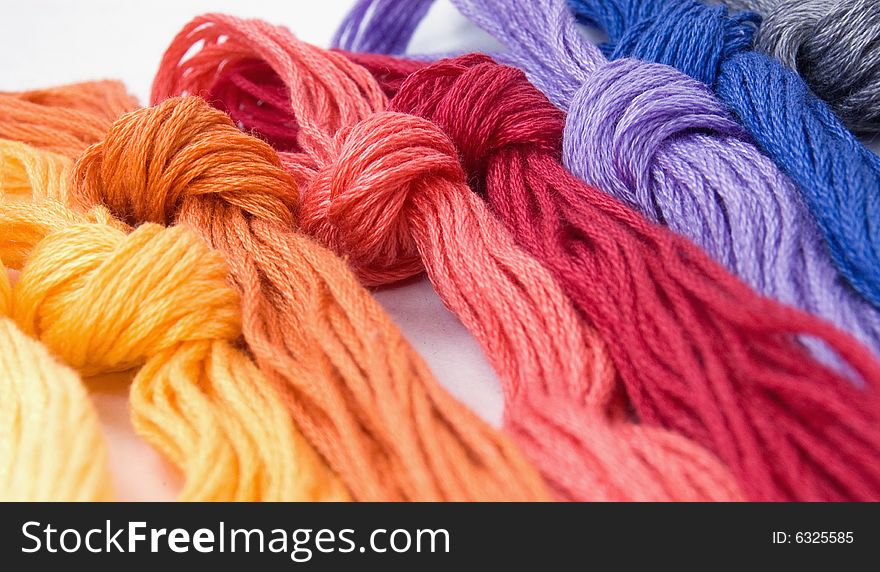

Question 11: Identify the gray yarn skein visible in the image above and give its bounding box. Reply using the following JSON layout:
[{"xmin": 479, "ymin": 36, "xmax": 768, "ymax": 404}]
[{"xmin": 727, "ymin": 0, "xmax": 880, "ymax": 135}]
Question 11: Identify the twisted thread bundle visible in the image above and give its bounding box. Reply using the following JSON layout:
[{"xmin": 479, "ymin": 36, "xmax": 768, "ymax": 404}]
[
  {"xmin": 562, "ymin": 0, "xmax": 880, "ymax": 312},
  {"xmin": 2, "ymin": 1, "xmax": 880, "ymax": 502},
  {"xmin": 0, "ymin": 246, "xmax": 111, "ymax": 501},
  {"xmin": 152, "ymin": 14, "xmax": 745, "ymax": 501},
  {"xmin": 726, "ymin": 0, "xmax": 880, "ymax": 135},
  {"xmin": 2, "ymin": 142, "xmax": 345, "ymax": 500},
  {"xmin": 159, "ymin": 12, "xmax": 880, "ymax": 499},
  {"xmin": 337, "ymin": 0, "xmax": 880, "ymax": 320},
  {"xmin": 390, "ymin": 55, "xmax": 880, "ymax": 502},
  {"xmin": 72, "ymin": 92, "xmax": 548, "ymax": 501}
]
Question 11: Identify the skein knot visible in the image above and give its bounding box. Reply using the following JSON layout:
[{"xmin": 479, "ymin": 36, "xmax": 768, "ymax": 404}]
[
  {"xmin": 72, "ymin": 96, "xmax": 297, "ymax": 228},
  {"xmin": 564, "ymin": 58, "xmax": 745, "ymax": 209},
  {"xmin": 299, "ymin": 111, "xmax": 466, "ymax": 286},
  {"xmin": 594, "ymin": 0, "xmax": 760, "ymax": 86},
  {"xmin": 14, "ymin": 223, "xmax": 241, "ymax": 376},
  {"xmin": 391, "ymin": 55, "xmax": 565, "ymax": 178}
]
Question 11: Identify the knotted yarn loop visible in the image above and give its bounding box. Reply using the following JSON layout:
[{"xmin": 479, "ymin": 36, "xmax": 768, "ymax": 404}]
[
  {"xmin": 13, "ymin": 222, "xmax": 241, "ymax": 376},
  {"xmin": 391, "ymin": 56, "xmax": 565, "ymax": 177},
  {"xmin": 300, "ymin": 112, "xmax": 465, "ymax": 285},
  {"xmin": 73, "ymin": 97, "xmax": 297, "ymax": 229},
  {"xmin": 564, "ymin": 58, "xmax": 745, "ymax": 209}
]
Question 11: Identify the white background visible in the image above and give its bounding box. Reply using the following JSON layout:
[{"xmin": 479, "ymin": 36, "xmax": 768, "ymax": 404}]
[{"xmin": 3, "ymin": 1, "xmax": 878, "ymax": 499}]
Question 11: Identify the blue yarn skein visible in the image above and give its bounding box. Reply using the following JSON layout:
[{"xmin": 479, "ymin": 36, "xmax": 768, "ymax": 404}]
[{"xmin": 568, "ymin": 0, "xmax": 880, "ymax": 311}]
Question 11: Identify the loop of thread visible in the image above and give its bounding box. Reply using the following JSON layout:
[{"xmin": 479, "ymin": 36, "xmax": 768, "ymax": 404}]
[
  {"xmin": 160, "ymin": 13, "xmax": 880, "ymax": 501},
  {"xmin": 1, "ymin": 158, "xmax": 346, "ymax": 500},
  {"xmin": 191, "ymin": 24, "xmax": 745, "ymax": 500},
  {"xmin": 561, "ymin": 0, "xmax": 880, "ymax": 312},
  {"xmin": 389, "ymin": 53, "xmax": 880, "ymax": 501},
  {"xmin": 0, "ymin": 235, "xmax": 111, "ymax": 501},
  {"xmin": 73, "ymin": 86, "xmax": 550, "ymax": 501}
]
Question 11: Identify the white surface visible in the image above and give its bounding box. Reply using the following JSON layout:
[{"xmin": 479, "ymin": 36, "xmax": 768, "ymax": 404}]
[{"xmin": 0, "ymin": 0, "xmax": 505, "ymax": 500}]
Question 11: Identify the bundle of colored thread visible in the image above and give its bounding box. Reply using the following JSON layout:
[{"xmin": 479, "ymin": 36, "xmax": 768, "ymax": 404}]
[
  {"xmin": 150, "ymin": 13, "xmax": 880, "ymax": 500},
  {"xmin": 152, "ymin": 14, "xmax": 745, "ymax": 501},
  {"xmin": 0, "ymin": 223, "xmax": 111, "ymax": 501},
  {"xmin": 561, "ymin": 0, "xmax": 880, "ymax": 311},
  {"xmin": 334, "ymin": 0, "xmax": 880, "ymax": 374},
  {"xmin": 1, "ymin": 141, "xmax": 346, "ymax": 501},
  {"xmin": 0, "ymin": 81, "xmax": 139, "ymax": 159},
  {"xmin": 209, "ymin": 51, "xmax": 424, "ymax": 152},
  {"xmin": 336, "ymin": 0, "xmax": 880, "ymax": 320},
  {"xmin": 725, "ymin": 0, "xmax": 880, "ymax": 135},
  {"xmin": 70, "ymin": 92, "xmax": 549, "ymax": 501},
  {"xmin": 3, "ymin": 1, "xmax": 880, "ymax": 503}
]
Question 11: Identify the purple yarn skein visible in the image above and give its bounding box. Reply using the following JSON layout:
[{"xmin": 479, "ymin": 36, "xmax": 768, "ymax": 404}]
[{"xmin": 335, "ymin": 0, "xmax": 880, "ymax": 376}]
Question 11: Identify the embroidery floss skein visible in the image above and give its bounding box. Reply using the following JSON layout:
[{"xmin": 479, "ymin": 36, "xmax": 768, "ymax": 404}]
[
  {"xmin": 159, "ymin": 16, "xmax": 745, "ymax": 501},
  {"xmin": 72, "ymin": 93, "xmax": 549, "ymax": 501},
  {"xmin": 0, "ymin": 81, "xmax": 139, "ymax": 160},
  {"xmin": 725, "ymin": 0, "xmax": 880, "ymax": 135},
  {"xmin": 0, "ymin": 247, "xmax": 112, "ymax": 501},
  {"xmin": 0, "ymin": 195, "xmax": 346, "ymax": 502},
  {"xmin": 390, "ymin": 55, "xmax": 880, "ymax": 501},
  {"xmin": 208, "ymin": 51, "xmax": 424, "ymax": 152},
  {"xmin": 561, "ymin": 0, "xmax": 880, "ymax": 310},
  {"xmin": 336, "ymin": 0, "xmax": 880, "ymax": 319},
  {"xmin": 156, "ymin": 17, "xmax": 880, "ymax": 499},
  {"xmin": 334, "ymin": 0, "xmax": 880, "ymax": 374}
]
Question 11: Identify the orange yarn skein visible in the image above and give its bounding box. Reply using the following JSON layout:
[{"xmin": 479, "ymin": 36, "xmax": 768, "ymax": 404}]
[
  {"xmin": 0, "ymin": 81, "xmax": 139, "ymax": 160},
  {"xmin": 71, "ymin": 96, "xmax": 550, "ymax": 501},
  {"xmin": 0, "ymin": 197, "xmax": 345, "ymax": 501},
  {"xmin": 151, "ymin": 14, "xmax": 744, "ymax": 501}
]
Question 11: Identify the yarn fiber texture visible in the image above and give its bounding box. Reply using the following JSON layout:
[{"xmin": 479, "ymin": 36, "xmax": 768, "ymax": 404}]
[
  {"xmin": 0, "ymin": 234, "xmax": 112, "ymax": 501},
  {"xmin": 336, "ymin": 0, "xmax": 880, "ymax": 321},
  {"xmin": 561, "ymin": 0, "xmax": 880, "ymax": 311},
  {"xmin": 726, "ymin": 0, "xmax": 880, "ymax": 135},
  {"xmin": 153, "ymin": 15, "xmax": 748, "ymax": 501},
  {"xmin": 73, "ymin": 84, "xmax": 549, "ymax": 501},
  {"xmin": 189, "ymin": 12, "xmax": 880, "ymax": 499},
  {"xmin": 157, "ymin": 7, "xmax": 880, "ymax": 500},
  {"xmin": 338, "ymin": 0, "xmax": 880, "ymax": 374},
  {"xmin": 0, "ymin": 81, "xmax": 139, "ymax": 160},
  {"xmin": 393, "ymin": 54, "xmax": 880, "ymax": 502},
  {"xmin": 1, "ymin": 140, "xmax": 346, "ymax": 501}
]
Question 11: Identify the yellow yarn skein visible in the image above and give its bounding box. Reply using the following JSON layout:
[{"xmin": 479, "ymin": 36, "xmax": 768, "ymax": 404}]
[
  {"xmin": 0, "ymin": 256, "xmax": 113, "ymax": 500},
  {"xmin": 0, "ymin": 139, "xmax": 347, "ymax": 501},
  {"xmin": 0, "ymin": 138, "xmax": 71, "ymax": 202}
]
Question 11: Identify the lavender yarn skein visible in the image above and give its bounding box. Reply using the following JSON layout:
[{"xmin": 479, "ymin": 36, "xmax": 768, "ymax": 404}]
[{"xmin": 334, "ymin": 0, "xmax": 880, "ymax": 374}]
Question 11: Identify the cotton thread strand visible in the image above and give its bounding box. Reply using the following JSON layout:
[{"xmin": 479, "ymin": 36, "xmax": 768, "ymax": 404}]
[
  {"xmin": 396, "ymin": 53, "xmax": 880, "ymax": 501},
  {"xmin": 1, "ymin": 137, "xmax": 346, "ymax": 500},
  {"xmin": 1, "ymin": 141, "xmax": 110, "ymax": 502},
  {"xmin": 336, "ymin": 0, "xmax": 880, "ymax": 318},
  {"xmin": 0, "ymin": 139, "xmax": 71, "ymax": 203},
  {"xmin": 170, "ymin": 11, "xmax": 880, "ymax": 500},
  {"xmin": 560, "ymin": 0, "xmax": 880, "ymax": 311},
  {"xmin": 164, "ymin": 16, "xmax": 745, "ymax": 501},
  {"xmin": 332, "ymin": 0, "xmax": 880, "ymax": 374},
  {"xmin": 73, "ymin": 88, "xmax": 550, "ymax": 501},
  {"xmin": 726, "ymin": 0, "xmax": 880, "ymax": 135},
  {"xmin": 0, "ymin": 246, "xmax": 112, "ymax": 501},
  {"xmin": 0, "ymin": 81, "xmax": 139, "ymax": 160}
]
